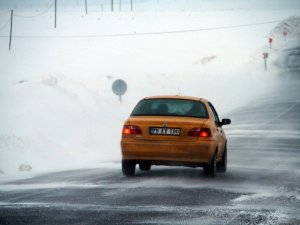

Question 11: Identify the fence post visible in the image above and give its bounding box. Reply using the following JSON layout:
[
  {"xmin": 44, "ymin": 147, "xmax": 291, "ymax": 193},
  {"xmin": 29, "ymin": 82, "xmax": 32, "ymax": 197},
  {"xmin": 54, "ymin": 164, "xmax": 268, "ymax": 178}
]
[
  {"xmin": 9, "ymin": 10, "xmax": 13, "ymax": 51},
  {"xmin": 263, "ymin": 52, "xmax": 268, "ymax": 71}
]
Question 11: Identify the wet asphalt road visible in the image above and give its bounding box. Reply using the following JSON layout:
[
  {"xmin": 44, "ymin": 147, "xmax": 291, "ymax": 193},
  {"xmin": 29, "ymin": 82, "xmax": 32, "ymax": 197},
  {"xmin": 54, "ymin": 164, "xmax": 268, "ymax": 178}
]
[{"xmin": 0, "ymin": 46, "xmax": 300, "ymax": 225}]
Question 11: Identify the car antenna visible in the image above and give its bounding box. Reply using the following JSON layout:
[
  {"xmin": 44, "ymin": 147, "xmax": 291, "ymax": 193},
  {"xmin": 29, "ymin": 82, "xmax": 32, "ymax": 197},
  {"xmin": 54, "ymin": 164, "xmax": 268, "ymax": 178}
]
[{"xmin": 177, "ymin": 87, "xmax": 181, "ymax": 96}]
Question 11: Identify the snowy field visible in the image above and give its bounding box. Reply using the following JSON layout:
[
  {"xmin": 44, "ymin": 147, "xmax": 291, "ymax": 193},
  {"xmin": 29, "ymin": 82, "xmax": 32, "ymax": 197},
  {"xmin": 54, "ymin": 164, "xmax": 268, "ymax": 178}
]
[{"xmin": 0, "ymin": 0, "xmax": 300, "ymax": 177}]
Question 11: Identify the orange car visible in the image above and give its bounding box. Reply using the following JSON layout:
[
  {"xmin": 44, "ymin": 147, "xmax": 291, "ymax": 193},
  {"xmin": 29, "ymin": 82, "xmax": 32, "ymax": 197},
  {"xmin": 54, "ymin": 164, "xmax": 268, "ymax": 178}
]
[{"xmin": 121, "ymin": 96, "xmax": 231, "ymax": 177}]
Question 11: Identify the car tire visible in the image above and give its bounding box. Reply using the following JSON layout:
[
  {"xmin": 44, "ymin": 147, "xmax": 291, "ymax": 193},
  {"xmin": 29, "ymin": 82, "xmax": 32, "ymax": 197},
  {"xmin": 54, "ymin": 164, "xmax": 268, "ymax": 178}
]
[
  {"xmin": 217, "ymin": 145, "xmax": 227, "ymax": 173},
  {"xmin": 122, "ymin": 160, "xmax": 136, "ymax": 176},
  {"xmin": 203, "ymin": 152, "xmax": 216, "ymax": 177},
  {"xmin": 139, "ymin": 162, "xmax": 151, "ymax": 171}
]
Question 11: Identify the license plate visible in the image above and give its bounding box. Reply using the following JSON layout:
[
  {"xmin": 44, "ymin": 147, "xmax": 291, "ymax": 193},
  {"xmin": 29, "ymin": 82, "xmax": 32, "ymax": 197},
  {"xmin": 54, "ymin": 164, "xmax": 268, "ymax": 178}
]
[{"xmin": 149, "ymin": 127, "xmax": 181, "ymax": 136}]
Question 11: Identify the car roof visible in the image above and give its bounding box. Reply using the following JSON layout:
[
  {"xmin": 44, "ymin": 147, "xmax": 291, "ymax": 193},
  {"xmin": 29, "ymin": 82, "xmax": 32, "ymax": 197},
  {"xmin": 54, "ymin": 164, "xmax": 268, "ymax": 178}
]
[{"xmin": 143, "ymin": 95, "xmax": 209, "ymax": 103}]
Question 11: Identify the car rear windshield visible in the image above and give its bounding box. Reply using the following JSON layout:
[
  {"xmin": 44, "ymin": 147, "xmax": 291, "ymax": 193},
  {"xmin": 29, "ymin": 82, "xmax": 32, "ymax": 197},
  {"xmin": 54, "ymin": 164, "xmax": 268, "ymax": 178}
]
[{"xmin": 131, "ymin": 98, "xmax": 208, "ymax": 118}]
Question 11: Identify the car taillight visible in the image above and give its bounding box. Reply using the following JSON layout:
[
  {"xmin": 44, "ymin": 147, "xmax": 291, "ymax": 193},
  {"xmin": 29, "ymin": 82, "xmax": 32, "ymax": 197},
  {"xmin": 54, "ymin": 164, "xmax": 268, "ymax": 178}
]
[
  {"xmin": 188, "ymin": 128, "xmax": 212, "ymax": 137},
  {"xmin": 122, "ymin": 125, "xmax": 142, "ymax": 135}
]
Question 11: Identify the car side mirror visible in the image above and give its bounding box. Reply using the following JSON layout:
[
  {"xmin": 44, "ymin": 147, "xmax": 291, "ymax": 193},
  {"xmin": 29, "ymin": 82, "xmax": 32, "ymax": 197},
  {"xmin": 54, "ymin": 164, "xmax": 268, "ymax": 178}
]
[{"xmin": 220, "ymin": 118, "xmax": 231, "ymax": 126}]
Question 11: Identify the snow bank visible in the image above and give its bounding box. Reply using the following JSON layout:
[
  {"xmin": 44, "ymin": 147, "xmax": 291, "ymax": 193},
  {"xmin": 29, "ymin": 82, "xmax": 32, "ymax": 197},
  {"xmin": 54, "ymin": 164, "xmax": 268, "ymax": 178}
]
[{"xmin": 270, "ymin": 16, "xmax": 300, "ymax": 40}]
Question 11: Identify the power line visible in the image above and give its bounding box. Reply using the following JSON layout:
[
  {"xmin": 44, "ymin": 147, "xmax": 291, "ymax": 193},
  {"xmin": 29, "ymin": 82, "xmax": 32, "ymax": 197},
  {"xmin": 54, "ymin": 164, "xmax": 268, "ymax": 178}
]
[
  {"xmin": 0, "ymin": 18, "xmax": 10, "ymax": 31},
  {"xmin": 0, "ymin": 19, "xmax": 283, "ymax": 39},
  {"xmin": 14, "ymin": 1, "xmax": 54, "ymax": 19},
  {"xmin": 0, "ymin": 10, "xmax": 11, "ymax": 16}
]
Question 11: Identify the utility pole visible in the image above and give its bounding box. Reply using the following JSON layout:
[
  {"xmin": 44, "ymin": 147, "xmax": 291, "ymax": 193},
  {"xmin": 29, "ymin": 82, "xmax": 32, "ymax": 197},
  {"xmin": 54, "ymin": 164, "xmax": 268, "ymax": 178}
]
[
  {"xmin": 131, "ymin": 0, "xmax": 133, "ymax": 11},
  {"xmin": 9, "ymin": 9, "xmax": 13, "ymax": 51},
  {"xmin": 85, "ymin": 0, "xmax": 88, "ymax": 14},
  {"xmin": 119, "ymin": 0, "xmax": 121, "ymax": 11},
  {"xmin": 54, "ymin": 0, "xmax": 57, "ymax": 28},
  {"xmin": 111, "ymin": 0, "xmax": 114, "ymax": 12}
]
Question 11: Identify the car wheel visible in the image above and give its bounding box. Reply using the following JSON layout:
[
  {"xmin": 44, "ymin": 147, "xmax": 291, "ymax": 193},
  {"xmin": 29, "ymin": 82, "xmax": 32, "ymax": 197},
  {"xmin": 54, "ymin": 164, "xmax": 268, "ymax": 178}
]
[
  {"xmin": 139, "ymin": 162, "xmax": 151, "ymax": 171},
  {"xmin": 122, "ymin": 160, "xmax": 136, "ymax": 176},
  {"xmin": 217, "ymin": 145, "xmax": 227, "ymax": 173},
  {"xmin": 203, "ymin": 152, "xmax": 216, "ymax": 177}
]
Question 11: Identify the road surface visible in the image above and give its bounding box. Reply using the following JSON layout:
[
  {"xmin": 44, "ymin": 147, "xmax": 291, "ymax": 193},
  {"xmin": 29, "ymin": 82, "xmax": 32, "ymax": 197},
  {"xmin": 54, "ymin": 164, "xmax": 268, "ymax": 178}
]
[{"xmin": 0, "ymin": 45, "xmax": 299, "ymax": 225}]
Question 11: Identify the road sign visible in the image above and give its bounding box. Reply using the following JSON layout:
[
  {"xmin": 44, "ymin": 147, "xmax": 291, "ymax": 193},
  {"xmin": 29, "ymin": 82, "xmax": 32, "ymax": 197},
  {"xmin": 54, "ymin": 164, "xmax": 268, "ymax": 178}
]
[
  {"xmin": 268, "ymin": 38, "xmax": 273, "ymax": 43},
  {"xmin": 283, "ymin": 31, "xmax": 288, "ymax": 41},
  {"xmin": 268, "ymin": 37, "xmax": 273, "ymax": 49},
  {"xmin": 112, "ymin": 79, "xmax": 127, "ymax": 102},
  {"xmin": 263, "ymin": 52, "xmax": 269, "ymax": 71}
]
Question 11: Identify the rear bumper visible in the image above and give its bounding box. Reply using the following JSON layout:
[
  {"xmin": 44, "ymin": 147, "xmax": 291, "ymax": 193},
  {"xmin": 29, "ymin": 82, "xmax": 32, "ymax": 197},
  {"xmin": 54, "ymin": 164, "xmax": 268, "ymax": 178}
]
[{"xmin": 121, "ymin": 138, "xmax": 217, "ymax": 164}]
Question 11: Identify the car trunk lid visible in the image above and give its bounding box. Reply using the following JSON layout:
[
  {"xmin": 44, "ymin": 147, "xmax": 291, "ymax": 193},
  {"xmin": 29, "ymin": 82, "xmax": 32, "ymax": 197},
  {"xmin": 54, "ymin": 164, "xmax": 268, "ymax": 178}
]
[{"xmin": 127, "ymin": 116, "xmax": 208, "ymax": 141}]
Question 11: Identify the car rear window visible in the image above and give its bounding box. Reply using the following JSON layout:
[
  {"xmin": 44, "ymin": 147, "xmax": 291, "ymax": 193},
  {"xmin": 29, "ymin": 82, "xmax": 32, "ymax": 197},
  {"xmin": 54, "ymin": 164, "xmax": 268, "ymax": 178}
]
[{"xmin": 131, "ymin": 98, "xmax": 208, "ymax": 118}]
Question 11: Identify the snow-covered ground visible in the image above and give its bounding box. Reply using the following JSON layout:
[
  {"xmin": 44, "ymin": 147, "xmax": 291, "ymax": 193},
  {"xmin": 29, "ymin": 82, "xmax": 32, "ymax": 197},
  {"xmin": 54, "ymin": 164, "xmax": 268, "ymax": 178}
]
[{"xmin": 0, "ymin": 0, "xmax": 299, "ymax": 177}]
